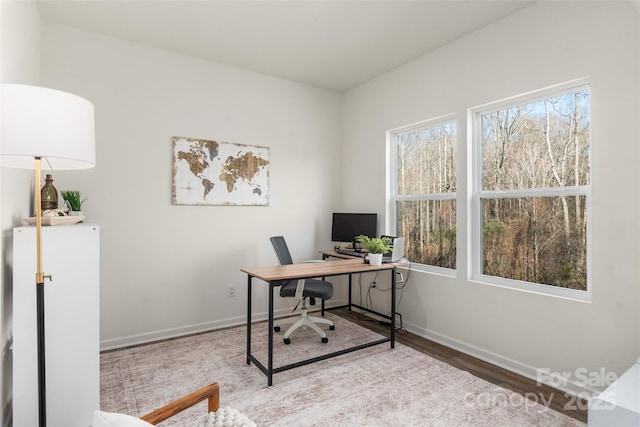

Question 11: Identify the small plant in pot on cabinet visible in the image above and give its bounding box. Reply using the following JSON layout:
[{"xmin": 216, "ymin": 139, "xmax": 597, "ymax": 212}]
[
  {"xmin": 61, "ymin": 190, "xmax": 86, "ymax": 216},
  {"xmin": 355, "ymin": 235, "xmax": 393, "ymax": 266}
]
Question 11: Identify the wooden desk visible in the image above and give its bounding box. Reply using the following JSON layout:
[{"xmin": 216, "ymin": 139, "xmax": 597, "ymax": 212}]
[{"xmin": 241, "ymin": 258, "xmax": 396, "ymax": 386}]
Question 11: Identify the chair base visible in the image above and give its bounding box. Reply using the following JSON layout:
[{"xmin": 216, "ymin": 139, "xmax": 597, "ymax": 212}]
[{"xmin": 275, "ymin": 305, "xmax": 334, "ymax": 343}]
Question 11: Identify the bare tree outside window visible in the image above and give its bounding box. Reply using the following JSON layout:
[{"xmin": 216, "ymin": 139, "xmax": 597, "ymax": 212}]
[
  {"xmin": 394, "ymin": 121, "xmax": 456, "ymax": 268},
  {"xmin": 478, "ymin": 87, "xmax": 590, "ymax": 290}
]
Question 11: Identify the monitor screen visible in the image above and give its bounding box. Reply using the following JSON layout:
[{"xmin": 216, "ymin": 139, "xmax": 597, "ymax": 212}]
[{"xmin": 331, "ymin": 213, "xmax": 377, "ymax": 243}]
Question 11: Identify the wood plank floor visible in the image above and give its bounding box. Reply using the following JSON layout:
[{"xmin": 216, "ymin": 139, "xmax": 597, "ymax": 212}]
[{"xmin": 332, "ymin": 307, "xmax": 588, "ymax": 424}]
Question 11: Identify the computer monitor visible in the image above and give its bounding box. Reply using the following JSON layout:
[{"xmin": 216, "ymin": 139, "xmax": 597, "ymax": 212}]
[{"xmin": 331, "ymin": 213, "xmax": 377, "ymax": 243}]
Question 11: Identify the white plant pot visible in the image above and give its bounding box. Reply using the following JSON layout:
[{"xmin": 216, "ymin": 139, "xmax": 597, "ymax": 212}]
[
  {"xmin": 367, "ymin": 253, "xmax": 383, "ymax": 266},
  {"xmin": 68, "ymin": 211, "xmax": 83, "ymax": 216}
]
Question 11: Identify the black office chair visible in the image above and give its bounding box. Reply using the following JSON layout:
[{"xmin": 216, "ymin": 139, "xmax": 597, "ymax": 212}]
[{"xmin": 270, "ymin": 236, "xmax": 335, "ymax": 344}]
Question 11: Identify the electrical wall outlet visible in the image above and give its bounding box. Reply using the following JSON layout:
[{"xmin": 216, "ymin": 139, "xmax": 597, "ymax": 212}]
[{"xmin": 227, "ymin": 284, "xmax": 236, "ymax": 297}]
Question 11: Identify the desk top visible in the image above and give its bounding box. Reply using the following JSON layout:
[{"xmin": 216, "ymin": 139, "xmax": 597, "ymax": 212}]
[
  {"xmin": 319, "ymin": 249, "xmax": 364, "ymax": 259},
  {"xmin": 321, "ymin": 250, "xmax": 411, "ymax": 265},
  {"xmin": 241, "ymin": 258, "xmax": 394, "ymax": 282}
]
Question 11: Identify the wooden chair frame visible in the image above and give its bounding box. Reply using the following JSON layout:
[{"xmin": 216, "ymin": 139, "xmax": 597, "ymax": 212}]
[{"xmin": 140, "ymin": 382, "xmax": 220, "ymax": 425}]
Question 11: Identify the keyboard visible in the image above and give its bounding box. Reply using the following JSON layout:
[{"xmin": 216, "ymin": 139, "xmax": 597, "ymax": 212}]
[{"xmin": 337, "ymin": 249, "xmax": 368, "ymax": 258}]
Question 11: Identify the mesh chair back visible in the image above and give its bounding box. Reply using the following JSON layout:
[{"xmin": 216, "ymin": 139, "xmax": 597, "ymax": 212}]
[{"xmin": 270, "ymin": 236, "xmax": 293, "ymax": 265}]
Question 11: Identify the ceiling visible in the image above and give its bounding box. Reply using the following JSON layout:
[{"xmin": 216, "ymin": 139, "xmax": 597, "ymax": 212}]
[{"xmin": 37, "ymin": 0, "xmax": 534, "ymax": 93}]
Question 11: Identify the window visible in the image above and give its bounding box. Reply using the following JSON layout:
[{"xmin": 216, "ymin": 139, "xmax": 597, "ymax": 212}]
[
  {"xmin": 472, "ymin": 82, "xmax": 591, "ymax": 298},
  {"xmin": 390, "ymin": 118, "xmax": 457, "ymax": 270}
]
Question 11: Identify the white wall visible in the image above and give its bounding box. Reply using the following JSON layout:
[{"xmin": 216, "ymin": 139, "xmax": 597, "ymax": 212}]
[
  {"xmin": 343, "ymin": 1, "xmax": 640, "ymax": 395},
  {"xmin": 1, "ymin": 1, "xmax": 42, "ymax": 425},
  {"xmin": 40, "ymin": 24, "xmax": 344, "ymax": 349}
]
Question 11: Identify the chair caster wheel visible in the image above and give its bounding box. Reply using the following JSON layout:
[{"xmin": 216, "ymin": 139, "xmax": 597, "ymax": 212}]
[
  {"xmin": 284, "ymin": 338, "xmax": 291, "ymax": 345},
  {"xmin": 274, "ymin": 326, "xmax": 281, "ymax": 332},
  {"xmin": 321, "ymin": 337, "xmax": 328, "ymax": 343},
  {"xmin": 329, "ymin": 325, "xmax": 335, "ymax": 330}
]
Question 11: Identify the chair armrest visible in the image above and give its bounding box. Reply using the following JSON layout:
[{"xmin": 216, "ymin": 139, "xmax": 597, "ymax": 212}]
[
  {"xmin": 140, "ymin": 382, "xmax": 220, "ymax": 425},
  {"xmin": 294, "ymin": 278, "xmax": 305, "ymax": 300}
]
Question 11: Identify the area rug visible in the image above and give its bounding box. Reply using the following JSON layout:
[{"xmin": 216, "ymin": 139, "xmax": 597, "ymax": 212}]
[{"xmin": 100, "ymin": 314, "xmax": 584, "ymax": 426}]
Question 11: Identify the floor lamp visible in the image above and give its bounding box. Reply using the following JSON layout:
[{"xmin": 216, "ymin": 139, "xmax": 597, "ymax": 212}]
[{"xmin": 0, "ymin": 84, "xmax": 95, "ymax": 427}]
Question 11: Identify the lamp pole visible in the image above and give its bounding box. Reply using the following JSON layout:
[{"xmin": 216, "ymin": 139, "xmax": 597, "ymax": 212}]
[{"xmin": 34, "ymin": 156, "xmax": 51, "ymax": 427}]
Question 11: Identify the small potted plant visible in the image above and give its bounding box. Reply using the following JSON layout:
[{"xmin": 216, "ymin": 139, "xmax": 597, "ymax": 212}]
[
  {"xmin": 61, "ymin": 190, "xmax": 86, "ymax": 216},
  {"xmin": 355, "ymin": 235, "xmax": 393, "ymax": 266}
]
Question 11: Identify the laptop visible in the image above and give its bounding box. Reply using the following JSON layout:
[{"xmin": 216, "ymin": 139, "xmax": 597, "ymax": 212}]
[{"xmin": 381, "ymin": 236, "xmax": 405, "ymax": 263}]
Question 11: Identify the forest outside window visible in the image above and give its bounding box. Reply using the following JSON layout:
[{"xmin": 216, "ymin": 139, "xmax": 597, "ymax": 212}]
[
  {"xmin": 391, "ymin": 118, "xmax": 456, "ymax": 271},
  {"xmin": 472, "ymin": 82, "xmax": 591, "ymax": 299}
]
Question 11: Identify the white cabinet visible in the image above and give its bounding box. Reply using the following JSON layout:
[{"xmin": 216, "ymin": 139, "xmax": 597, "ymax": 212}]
[
  {"xmin": 13, "ymin": 224, "xmax": 100, "ymax": 427},
  {"xmin": 588, "ymin": 358, "xmax": 640, "ymax": 427}
]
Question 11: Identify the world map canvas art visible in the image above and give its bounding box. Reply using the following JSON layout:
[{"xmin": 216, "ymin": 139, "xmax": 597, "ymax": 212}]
[{"xmin": 172, "ymin": 136, "xmax": 270, "ymax": 206}]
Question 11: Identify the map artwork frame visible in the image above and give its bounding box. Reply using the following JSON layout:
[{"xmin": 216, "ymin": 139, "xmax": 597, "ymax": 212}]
[{"xmin": 172, "ymin": 136, "xmax": 270, "ymax": 206}]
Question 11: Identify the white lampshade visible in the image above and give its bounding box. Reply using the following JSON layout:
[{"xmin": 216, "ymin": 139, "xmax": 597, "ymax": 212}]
[{"xmin": 1, "ymin": 84, "xmax": 95, "ymax": 170}]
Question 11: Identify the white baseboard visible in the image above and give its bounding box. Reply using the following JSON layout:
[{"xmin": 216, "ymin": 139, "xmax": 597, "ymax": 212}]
[
  {"xmin": 402, "ymin": 319, "xmax": 598, "ymax": 399},
  {"xmin": 100, "ymin": 316, "xmax": 244, "ymax": 351},
  {"xmin": 100, "ymin": 299, "xmax": 347, "ymax": 351}
]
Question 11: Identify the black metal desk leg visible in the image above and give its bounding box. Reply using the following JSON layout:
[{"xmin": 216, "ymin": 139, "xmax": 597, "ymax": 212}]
[
  {"xmin": 247, "ymin": 275, "xmax": 252, "ymax": 365},
  {"xmin": 348, "ymin": 273, "xmax": 353, "ymax": 310},
  {"xmin": 268, "ymin": 282, "xmax": 274, "ymax": 386},
  {"xmin": 391, "ymin": 267, "xmax": 396, "ymax": 348}
]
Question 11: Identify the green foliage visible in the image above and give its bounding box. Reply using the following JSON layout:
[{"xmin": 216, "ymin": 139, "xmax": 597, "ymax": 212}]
[
  {"xmin": 61, "ymin": 190, "xmax": 86, "ymax": 211},
  {"xmin": 355, "ymin": 235, "xmax": 393, "ymax": 254},
  {"xmin": 550, "ymin": 262, "xmax": 582, "ymax": 289},
  {"xmin": 483, "ymin": 219, "xmax": 510, "ymax": 238},
  {"xmin": 483, "ymin": 219, "xmax": 513, "ymax": 278}
]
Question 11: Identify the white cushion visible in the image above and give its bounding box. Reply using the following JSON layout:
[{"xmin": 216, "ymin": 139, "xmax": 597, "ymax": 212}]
[
  {"xmin": 92, "ymin": 410, "xmax": 154, "ymax": 427},
  {"xmin": 197, "ymin": 407, "xmax": 256, "ymax": 427}
]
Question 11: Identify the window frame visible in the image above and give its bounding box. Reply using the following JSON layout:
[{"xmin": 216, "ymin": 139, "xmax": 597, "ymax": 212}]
[
  {"xmin": 470, "ymin": 80, "xmax": 592, "ymax": 302},
  {"xmin": 388, "ymin": 114, "xmax": 457, "ymax": 275}
]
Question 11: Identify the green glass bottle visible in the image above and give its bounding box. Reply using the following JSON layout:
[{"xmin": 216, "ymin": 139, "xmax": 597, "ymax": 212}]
[{"xmin": 41, "ymin": 174, "xmax": 58, "ymax": 211}]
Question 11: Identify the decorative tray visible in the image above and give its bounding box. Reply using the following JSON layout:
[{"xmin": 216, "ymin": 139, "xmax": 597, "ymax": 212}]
[{"xmin": 23, "ymin": 216, "xmax": 85, "ymax": 226}]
